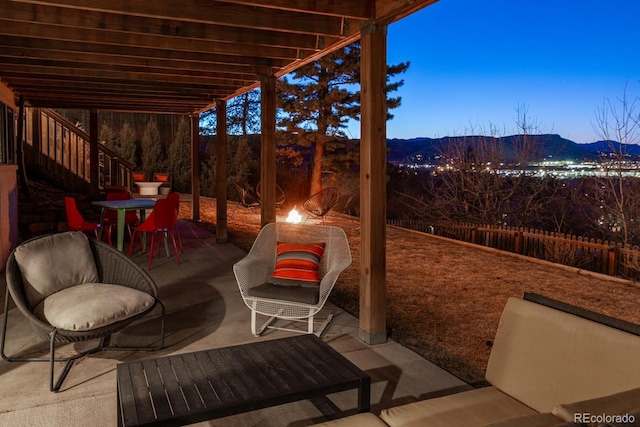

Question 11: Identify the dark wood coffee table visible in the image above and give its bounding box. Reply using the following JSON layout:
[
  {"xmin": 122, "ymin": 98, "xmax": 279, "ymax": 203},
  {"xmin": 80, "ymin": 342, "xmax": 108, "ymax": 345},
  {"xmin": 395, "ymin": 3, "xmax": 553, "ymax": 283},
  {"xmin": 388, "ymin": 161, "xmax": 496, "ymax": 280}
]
[{"xmin": 116, "ymin": 334, "xmax": 371, "ymax": 426}]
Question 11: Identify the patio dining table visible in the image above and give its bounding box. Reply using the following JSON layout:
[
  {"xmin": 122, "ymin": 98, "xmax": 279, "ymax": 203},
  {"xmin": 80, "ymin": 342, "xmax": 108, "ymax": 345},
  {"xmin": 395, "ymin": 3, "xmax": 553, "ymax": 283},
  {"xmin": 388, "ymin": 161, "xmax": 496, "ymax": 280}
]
[{"xmin": 92, "ymin": 199, "xmax": 157, "ymax": 252}]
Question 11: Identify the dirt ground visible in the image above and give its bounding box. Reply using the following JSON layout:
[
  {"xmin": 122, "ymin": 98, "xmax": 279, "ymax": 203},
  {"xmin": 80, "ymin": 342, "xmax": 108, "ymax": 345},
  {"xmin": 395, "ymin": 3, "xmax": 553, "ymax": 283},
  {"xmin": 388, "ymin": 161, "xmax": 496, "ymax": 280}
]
[{"xmin": 189, "ymin": 197, "xmax": 640, "ymax": 385}]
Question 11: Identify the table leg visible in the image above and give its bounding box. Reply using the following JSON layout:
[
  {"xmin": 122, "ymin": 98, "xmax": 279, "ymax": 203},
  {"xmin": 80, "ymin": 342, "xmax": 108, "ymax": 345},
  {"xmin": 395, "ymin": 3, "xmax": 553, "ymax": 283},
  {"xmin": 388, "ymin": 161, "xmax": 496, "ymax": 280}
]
[
  {"xmin": 358, "ymin": 377, "xmax": 371, "ymax": 412},
  {"xmin": 139, "ymin": 209, "xmax": 147, "ymax": 252},
  {"xmin": 117, "ymin": 209, "xmax": 126, "ymax": 252},
  {"xmin": 97, "ymin": 207, "xmax": 106, "ymax": 240}
]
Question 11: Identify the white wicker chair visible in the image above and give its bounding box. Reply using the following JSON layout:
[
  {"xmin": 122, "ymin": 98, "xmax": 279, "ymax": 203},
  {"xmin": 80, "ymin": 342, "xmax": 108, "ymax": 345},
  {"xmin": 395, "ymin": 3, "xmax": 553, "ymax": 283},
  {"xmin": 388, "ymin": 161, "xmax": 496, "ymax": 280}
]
[{"xmin": 233, "ymin": 222, "xmax": 352, "ymax": 337}]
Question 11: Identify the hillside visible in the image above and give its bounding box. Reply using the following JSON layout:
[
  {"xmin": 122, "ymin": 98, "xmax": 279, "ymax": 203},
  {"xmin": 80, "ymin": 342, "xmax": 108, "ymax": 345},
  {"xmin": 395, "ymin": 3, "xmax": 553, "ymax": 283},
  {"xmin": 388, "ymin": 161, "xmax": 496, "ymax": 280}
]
[{"xmin": 386, "ymin": 134, "xmax": 640, "ymax": 164}]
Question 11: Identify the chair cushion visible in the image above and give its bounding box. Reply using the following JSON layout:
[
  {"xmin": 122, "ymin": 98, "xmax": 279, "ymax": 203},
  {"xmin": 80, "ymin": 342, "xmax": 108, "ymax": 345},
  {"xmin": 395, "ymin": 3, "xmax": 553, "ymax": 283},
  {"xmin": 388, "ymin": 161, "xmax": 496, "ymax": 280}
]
[
  {"xmin": 552, "ymin": 387, "xmax": 640, "ymax": 424},
  {"xmin": 269, "ymin": 241, "xmax": 325, "ymax": 287},
  {"xmin": 379, "ymin": 386, "xmax": 537, "ymax": 427},
  {"xmin": 310, "ymin": 413, "xmax": 388, "ymax": 427},
  {"xmin": 248, "ymin": 283, "xmax": 320, "ymax": 305},
  {"xmin": 14, "ymin": 232, "xmax": 99, "ymax": 309},
  {"xmin": 481, "ymin": 413, "xmax": 567, "ymax": 427},
  {"xmin": 486, "ymin": 298, "xmax": 640, "ymax": 413},
  {"xmin": 33, "ymin": 283, "xmax": 155, "ymax": 331},
  {"xmin": 132, "ymin": 172, "xmax": 146, "ymax": 181}
]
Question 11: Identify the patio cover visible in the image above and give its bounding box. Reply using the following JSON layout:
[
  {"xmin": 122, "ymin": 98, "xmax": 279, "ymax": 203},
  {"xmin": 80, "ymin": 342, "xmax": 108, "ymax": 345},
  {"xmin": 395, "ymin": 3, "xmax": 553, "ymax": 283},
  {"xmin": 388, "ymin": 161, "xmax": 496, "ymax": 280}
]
[{"xmin": 0, "ymin": 0, "xmax": 437, "ymax": 113}]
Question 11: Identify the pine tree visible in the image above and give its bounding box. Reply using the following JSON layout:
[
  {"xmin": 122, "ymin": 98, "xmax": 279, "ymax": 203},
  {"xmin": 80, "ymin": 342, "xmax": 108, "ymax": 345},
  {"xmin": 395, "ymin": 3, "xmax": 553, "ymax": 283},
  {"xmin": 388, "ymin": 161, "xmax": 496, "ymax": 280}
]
[
  {"xmin": 119, "ymin": 122, "xmax": 138, "ymax": 168},
  {"xmin": 168, "ymin": 117, "xmax": 192, "ymax": 193},
  {"xmin": 228, "ymin": 136, "xmax": 254, "ymax": 189},
  {"xmin": 228, "ymin": 89, "xmax": 261, "ymax": 136},
  {"xmin": 140, "ymin": 119, "xmax": 166, "ymax": 176},
  {"xmin": 99, "ymin": 122, "xmax": 117, "ymax": 150},
  {"xmin": 278, "ymin": 41, "xmax": 409, "ymax": 195}
]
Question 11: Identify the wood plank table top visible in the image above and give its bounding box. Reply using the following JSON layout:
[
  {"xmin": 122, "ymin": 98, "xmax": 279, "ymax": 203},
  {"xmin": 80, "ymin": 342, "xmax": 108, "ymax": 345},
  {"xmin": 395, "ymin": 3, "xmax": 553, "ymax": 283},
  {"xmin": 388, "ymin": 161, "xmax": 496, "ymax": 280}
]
[{"xmin": 116, "ymin": 334, "xmax": 371, "ymax": 426}]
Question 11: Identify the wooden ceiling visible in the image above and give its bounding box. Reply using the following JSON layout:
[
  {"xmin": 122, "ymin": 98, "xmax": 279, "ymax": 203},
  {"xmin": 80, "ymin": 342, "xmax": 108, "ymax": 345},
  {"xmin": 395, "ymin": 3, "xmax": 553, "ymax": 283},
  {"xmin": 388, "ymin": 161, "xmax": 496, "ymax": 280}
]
[{"xmin": 0, "ymin": 0, "xmax": 437, "ymax": 114}]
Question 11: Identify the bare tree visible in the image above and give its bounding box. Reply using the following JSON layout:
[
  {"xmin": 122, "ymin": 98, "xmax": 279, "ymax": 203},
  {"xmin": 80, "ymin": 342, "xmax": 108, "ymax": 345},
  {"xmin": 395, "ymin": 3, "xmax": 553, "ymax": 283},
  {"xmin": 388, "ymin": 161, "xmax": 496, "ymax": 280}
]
[
  {"xmin": 592, "ymin": 84, "xmax": 640, "ymax": 244},
  {"xmin": 393, "ymin": 106, "xmax": 565, "ymax": 229},
  {"xmin": 431, "ymin": 108, "xmax": 549, "ymax": 226}
]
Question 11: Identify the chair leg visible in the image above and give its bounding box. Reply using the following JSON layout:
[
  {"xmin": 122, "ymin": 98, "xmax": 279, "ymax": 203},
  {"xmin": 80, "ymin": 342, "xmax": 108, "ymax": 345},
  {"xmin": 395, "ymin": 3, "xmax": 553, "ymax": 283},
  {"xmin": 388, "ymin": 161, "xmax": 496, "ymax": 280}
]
[
  {"xmin": 3, "ymin": 294, "xmax": 165, "ymax": 392},
  {"xmin": 251, "ymin": 307, "xmax": 258, "ymax": 336},
  {"xmin": 128, "ymin": 230, "xmax": 143, "ymax": 257},
  {"xmin": 49, "ymin": 329, "xmax": 101, "ymax": 392},
  {"xmin": 175, "ymin": 227, "xmax": 184, "ymax": 252},
  {"xmin": 315, "ymin": 313, "xmax": 334, "ymax": 337},
  {"xmin": 308, "ymin": 315, "xmax": 314, "ymax": 334},
  {"xmin": 168, "ymin": 232, "xmax": 180, "ymax": 265}
]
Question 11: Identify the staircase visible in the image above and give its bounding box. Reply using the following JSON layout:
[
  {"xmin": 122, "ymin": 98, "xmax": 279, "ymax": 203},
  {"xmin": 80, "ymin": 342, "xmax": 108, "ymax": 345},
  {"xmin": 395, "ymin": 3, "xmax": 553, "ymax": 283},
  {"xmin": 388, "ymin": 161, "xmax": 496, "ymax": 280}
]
[
  {"xmin": 23, "ymin": 107, "xmax": 134, "ymax": 194},
  {"xmin": 18, "ymin": 108, "xmax": 134, "ymax": 241}
]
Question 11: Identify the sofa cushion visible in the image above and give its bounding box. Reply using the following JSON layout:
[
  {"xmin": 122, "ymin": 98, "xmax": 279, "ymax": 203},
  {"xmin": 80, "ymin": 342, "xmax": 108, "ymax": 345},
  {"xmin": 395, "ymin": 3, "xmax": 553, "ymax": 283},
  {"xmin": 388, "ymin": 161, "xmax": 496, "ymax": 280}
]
[
  {"xmin": 269, "ymin": 242, "xmax": 326, "ymax": 287},
  {"xmin": 482, "ymin": 413, "xmax": 568, "ymax": 427},
  {"xmin": 310, "ymin": 413, "xmax": 389, "ymax": 427},
  {"xmin": 248, "ymin": 282, "xmax": 319, "ymax": 305},
  {"xmin": 552, "ymin": 387, "xmax": 640, "ymax": 424},
  {"xmin": 486, "ymin": 297, "xmax": 640, "ymax": 413},
  {"xmin": 14, "ymin": 232, "xmax": 99, "ymax": 309},
  {"xmin": 34, "ymin": 283, "xmax": 155, "ymax": 331},
  {"xmin": 379, "ymin": 386, "xmax": 536, "ymax": 427}
]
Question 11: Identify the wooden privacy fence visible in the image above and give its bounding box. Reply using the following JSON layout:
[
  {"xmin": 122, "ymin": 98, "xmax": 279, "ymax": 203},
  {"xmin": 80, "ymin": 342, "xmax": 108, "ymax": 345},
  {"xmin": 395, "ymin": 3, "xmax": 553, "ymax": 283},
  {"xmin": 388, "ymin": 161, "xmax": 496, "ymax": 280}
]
[{"xmin": 387, "ymin": 219, "xmax": 640, "ymax": 281}]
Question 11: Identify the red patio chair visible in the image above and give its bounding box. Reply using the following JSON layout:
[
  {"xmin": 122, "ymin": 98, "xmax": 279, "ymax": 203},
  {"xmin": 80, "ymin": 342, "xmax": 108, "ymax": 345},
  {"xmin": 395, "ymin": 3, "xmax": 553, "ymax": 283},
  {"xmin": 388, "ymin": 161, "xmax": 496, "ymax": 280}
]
[
  {"xmin": 128, "ymin": 198, "xmax": 180, "ymax": 270},
  {"xmin": 64, "ymin": 196, "xmax": 111, "ymax": 245}
]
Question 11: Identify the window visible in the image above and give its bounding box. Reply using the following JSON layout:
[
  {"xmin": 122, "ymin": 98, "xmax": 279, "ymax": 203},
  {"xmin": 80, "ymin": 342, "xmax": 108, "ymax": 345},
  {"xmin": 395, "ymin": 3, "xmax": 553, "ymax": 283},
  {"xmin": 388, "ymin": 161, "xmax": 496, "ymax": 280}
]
[{"xmin": 0, "ymin": 103, "xmax": 16, "ymax": 165}]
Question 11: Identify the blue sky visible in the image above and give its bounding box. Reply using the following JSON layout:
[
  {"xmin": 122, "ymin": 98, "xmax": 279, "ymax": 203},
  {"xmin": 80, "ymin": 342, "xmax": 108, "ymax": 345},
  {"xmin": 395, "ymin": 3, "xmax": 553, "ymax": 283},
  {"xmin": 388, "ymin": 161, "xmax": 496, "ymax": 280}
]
[{"xmin": 346, "ymin": 0, "xmax": 640, "ymax": 143}]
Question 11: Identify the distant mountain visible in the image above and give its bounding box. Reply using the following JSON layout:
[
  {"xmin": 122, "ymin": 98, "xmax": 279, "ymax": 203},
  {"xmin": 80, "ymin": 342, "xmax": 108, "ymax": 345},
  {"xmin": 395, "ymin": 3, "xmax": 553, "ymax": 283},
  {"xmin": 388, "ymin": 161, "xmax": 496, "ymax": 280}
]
[
  {"xmin": 385, "ymin": 134, "xmax": 640, "ymax": 164},
  {"xmin": 579, "ymin": 140, "xmax": 640, "ymax": 156}
]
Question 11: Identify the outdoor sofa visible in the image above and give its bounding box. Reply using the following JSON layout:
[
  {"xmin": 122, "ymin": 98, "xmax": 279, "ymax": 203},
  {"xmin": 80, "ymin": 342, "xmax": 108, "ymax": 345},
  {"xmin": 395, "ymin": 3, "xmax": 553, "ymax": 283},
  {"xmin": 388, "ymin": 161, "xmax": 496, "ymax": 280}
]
[{"xmin": 315, "ymin": 293, "xmax": 640, "ymax": 427}]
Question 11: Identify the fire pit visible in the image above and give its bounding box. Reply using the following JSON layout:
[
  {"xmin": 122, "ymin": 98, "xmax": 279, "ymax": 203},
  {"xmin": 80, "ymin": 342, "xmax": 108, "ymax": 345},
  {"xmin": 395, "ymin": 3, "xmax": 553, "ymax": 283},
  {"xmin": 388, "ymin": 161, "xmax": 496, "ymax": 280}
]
[{"xmin": 285, "ymin": 208, "xmax": 303, "ymax": 224}]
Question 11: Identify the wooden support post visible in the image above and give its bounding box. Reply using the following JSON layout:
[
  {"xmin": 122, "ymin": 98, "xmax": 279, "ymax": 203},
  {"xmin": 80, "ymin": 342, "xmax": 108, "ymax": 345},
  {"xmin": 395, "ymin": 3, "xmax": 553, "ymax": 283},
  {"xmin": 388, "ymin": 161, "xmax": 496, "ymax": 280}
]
[
  {"xmin": 110, "ymin": 156, "xmax": 119, "ymax": 187},
  {"xmin": 260, "ymin": 70, "xmax": 277, "ymax": 227},
  {"xmin": 359, "ymin": 22, "xmax": 388, "ymax": 345},
  {"xmin": 216, "ymin": 101, "xmax": 228, "ymax": 243},
  {"xmin": 191, "ymin": 113, "xmax": 200, "ymax": 221},
  {"xmin": 15, "ymin": 96, "xmax": 30, "ymax": 198},
  {"xmin": 89, "ymin": 110, "xmax": 99, "ymax": 198},
  {"xmin": 32, "ymin": 108, "xmax": 41, "ymax": 167}
]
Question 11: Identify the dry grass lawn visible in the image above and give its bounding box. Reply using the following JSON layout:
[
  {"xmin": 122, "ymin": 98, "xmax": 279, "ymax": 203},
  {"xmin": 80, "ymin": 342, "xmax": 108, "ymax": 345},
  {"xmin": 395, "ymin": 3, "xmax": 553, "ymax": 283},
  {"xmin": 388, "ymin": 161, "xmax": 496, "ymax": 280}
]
[{"xmin": 187, "ymin": 197, "xmax": 640, "ymax": 386}]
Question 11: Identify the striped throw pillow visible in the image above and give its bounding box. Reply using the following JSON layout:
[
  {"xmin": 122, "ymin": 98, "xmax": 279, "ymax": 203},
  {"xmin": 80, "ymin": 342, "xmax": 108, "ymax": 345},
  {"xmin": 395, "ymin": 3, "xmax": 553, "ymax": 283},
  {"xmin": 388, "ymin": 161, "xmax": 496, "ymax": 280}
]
[{"xmin": 269, "ymin": 242, "xmax": 326, "ymax": 288}]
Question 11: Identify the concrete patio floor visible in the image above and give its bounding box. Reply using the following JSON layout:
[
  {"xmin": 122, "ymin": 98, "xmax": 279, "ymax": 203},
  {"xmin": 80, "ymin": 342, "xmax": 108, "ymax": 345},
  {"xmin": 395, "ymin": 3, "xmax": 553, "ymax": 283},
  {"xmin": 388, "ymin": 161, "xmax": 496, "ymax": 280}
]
[{"xmin": 0, "ymin": 219, "xmax": 470, "ymax": 427}]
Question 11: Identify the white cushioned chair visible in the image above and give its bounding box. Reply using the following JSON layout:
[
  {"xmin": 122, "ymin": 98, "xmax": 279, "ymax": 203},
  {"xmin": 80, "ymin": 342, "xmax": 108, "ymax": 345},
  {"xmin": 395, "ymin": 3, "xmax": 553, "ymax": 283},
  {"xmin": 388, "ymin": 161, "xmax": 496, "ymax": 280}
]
[
  {"xmin": 1, "ymin": 231, "xmax": 165, "ymax": 392},
  {"xmin": 233, "ymin": 222, "xmax": 352, "ymax": 337}
]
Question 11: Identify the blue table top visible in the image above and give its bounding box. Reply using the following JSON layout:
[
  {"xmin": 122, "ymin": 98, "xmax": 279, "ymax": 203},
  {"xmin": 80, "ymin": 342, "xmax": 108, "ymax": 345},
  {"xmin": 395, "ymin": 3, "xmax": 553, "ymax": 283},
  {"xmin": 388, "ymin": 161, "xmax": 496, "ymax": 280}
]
[{"xmin": 91, "ymin": 199, "xmax": 157, "ymax": 209}]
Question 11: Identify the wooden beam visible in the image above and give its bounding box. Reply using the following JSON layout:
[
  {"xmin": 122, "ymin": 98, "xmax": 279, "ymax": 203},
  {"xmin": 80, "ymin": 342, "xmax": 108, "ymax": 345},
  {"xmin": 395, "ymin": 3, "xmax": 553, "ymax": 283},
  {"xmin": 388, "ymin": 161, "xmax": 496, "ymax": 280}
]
[
  {"xmin": 0, "ymin": 63, "xmax": 254, "ymax": 88},
  {"xmin": 0, "ymin": 35, "xmax": 285, "ymax": 69},
  {"xmin": 0, "ymin": 2, "xmax": 331, "ymax": 50},
  {"xmin": 217, "ymin": 0, "xmax": 373, "ymax": 19},
  {"xmin": 0, "ymin": 20, "xmax": 308, "ymax": 60},
  {"xmin": 191, "ymin": 114, "xmax": 201, "ymax": 220},
  {"xmin": 0, "ymin": 45, "xmax": 257, "ymax": 78},
  {"xmin": 0, "ymin": 56, "xmax": 257, "ymax": 83},
  {"xmin": 358, "ymin": 22, "xmax": 388, "ymax": 345},
  {"xmin": 215, "ymin": 100, "xmax": 228, "ymax": 243},
  {"xmin": 259, "ymin": 70, "xmax": 277, "ymax": 227},
  {"xmin": 375, "ymin": 0, "xmax": 440, "ymax": 25},
  {"xmin": 9, "ymin": 0, "xmax": 345, "ymax": 36}
]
